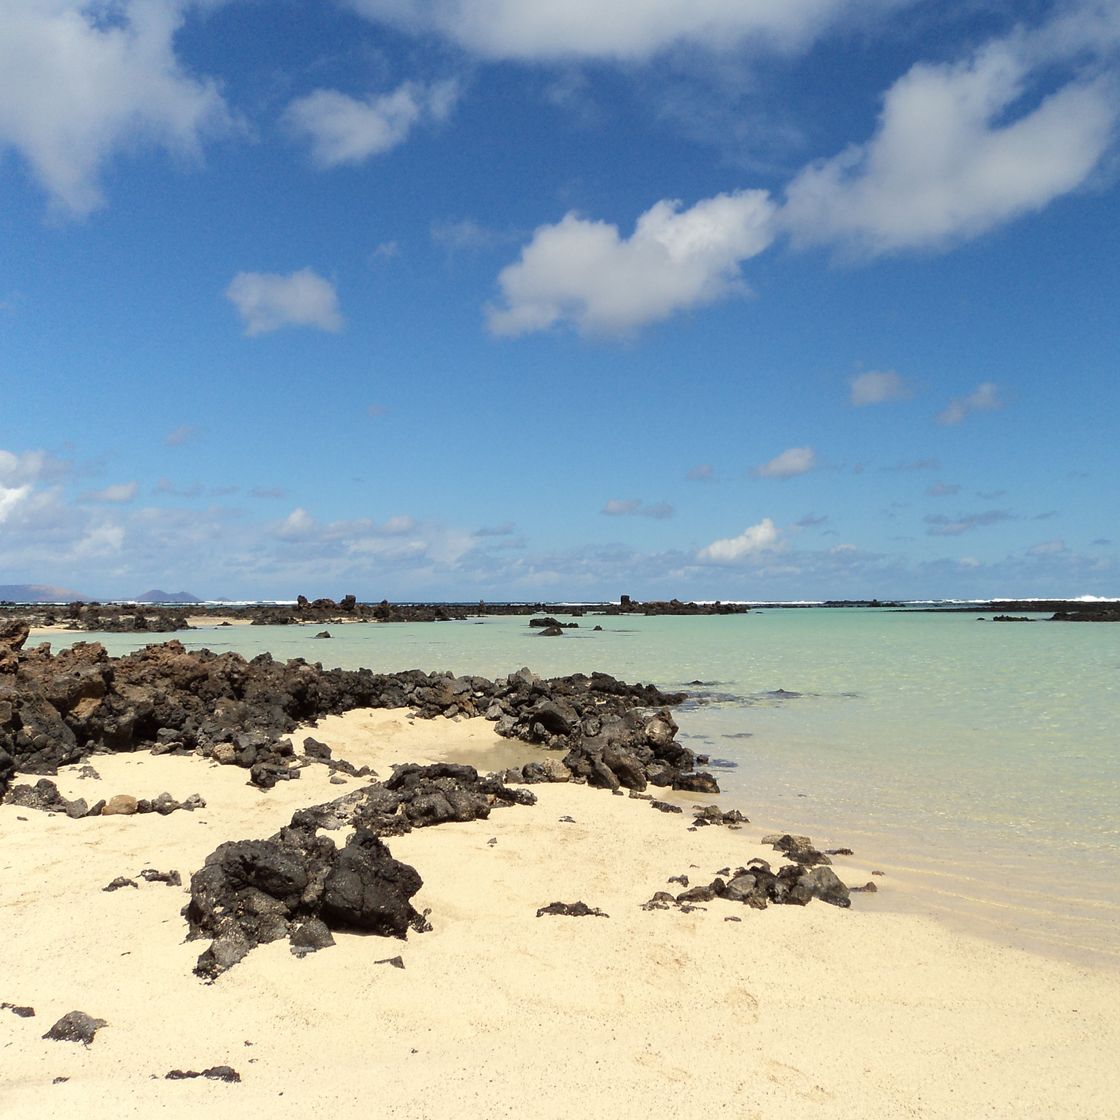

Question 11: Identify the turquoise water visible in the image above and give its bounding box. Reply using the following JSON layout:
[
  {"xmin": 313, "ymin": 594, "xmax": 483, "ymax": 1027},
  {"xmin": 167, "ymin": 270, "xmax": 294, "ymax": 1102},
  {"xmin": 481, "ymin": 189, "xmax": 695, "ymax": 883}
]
[{"xmin": 35, "ymin": 609, "xmax": 1120, "ymax": 966}]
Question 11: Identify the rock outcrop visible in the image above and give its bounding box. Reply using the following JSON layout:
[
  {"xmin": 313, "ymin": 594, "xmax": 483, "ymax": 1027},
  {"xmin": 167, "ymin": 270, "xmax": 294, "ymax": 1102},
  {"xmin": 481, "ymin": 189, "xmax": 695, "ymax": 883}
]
[{"xmin": 1, "ymin": 633, "xmax": 712, "ymax": 799}]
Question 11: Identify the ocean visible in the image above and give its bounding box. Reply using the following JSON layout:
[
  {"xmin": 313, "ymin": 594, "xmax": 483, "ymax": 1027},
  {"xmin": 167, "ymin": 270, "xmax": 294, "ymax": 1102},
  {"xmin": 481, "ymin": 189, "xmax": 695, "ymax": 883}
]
[{"xmin": 38, "ymin": 607, "xmax": 1120, "ymax": 968}]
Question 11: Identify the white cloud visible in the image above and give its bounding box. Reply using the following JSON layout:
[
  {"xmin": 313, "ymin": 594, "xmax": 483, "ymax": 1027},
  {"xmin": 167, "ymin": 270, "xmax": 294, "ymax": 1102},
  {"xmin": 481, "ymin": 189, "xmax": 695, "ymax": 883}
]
[
  {"xmin": 346, "ymin": 0, "xmax": 904, "ymax": 61},
  {"xmin": 850, "ymin": 369, "xmax": 911, "ymax": 406},
  {"xmin": 226, "ymin": 268, "xmax": 343, "ymax": 336},
  {"xmin": 83, "ymin": 482, "xmax": 138, "ymax": 503},
  {"xmin": 278, "ymin": 507, "xmax": 316, "ymax": 540},
  {"xmin": 0, "ymin": 485, "xmax": 31, "ymax": 524},
  {"xmin": 285, "ymin": 80, "xmax": 459, "ymax": 168},
  {"xmin": 601, "ymin": 498, "xmax": 674, "ymax": 519},
  {"xmin": 488, "ymin": 191, "xmax": 776, "ymax": 336},
  {"xmin": 698, "ymin": 518, "xmax": 781, "ymax": 563},
  {"xmin": 75, "ymin": 522, "xmax": 125, "ymax": 558},
  {"xmin": 783, "ymin": 31, "xmax": 1118, "ymax": 255},
  {"xmin": 380, "ymin": 515, "xmax": 418, "ymax": 535},
  {"xmin": 0, "ymin": 0, "xmax": 232, "ymax": 216},
  {"xmin": 0, "ymin": 448, "xmax": 71, "ymax": 487},
  {"xmin": 1028, "ymin": 538, "xmax": 1067, "ymax": 556},
  {"xmin": 753, "ymin": 446, "xmax": 816, "ymax": 479},
  {"xmin": 937, "ymin": 381, "xmax": 1002, "ymax": 425},
  {"xmin": 686, "ymin": 464, "xmax": 714, "ymax": 482}
]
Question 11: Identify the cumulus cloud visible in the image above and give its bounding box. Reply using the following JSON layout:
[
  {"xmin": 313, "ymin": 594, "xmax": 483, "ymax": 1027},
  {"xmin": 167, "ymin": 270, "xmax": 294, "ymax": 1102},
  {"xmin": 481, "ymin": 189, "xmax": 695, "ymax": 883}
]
[
  {"xmin": 0, "ymin": 485, "xmax": 31, "ymax": 524},
  {"xmin": 686, "ymin": 464, "xmax": 714, "ymax": 482},
  {"xmin": 226, "ymin": 268, "xmax": 343, "ymax": 336},
  {"xmin": 937, "ymin": 381, "xmax": 1002, "ymax": 425},
  {"xmin": 0, "ymin": 0, "xmax": 231, "ymax": 216},
  {"xmin": 925, "ymin": 509, "xmax": 1013, "ymax": 536},
  {"xmin": 277, "ymin": 507, "xmax": 316, "ymax": 540},
  {"xmin": 697, "ymin": 518, "xmax": 781, "ymax": 563},
  {"xmin": 850, "ymin": 369, "xmax": 911, "ymax": 406},
  {"xmin": 345, "ymin": 0, "xmax": 902, "ymax": 61},
  {"xmin": 285, "ymin": 80, "xmax": 459, "ymax": 167},
  {"xmin": 82, "ymin": 482, "xmax": 138, "ymax": 503},
  {"xmin": 487, "ymin": 191, "xmax": 776, "ymax": 336},
  {"xmin": 0, "ymin": 448, "xmax": 70, "ymax": 486},
  {"xmin": 782, "ymin": 26, "xmax": 1118, "ymax": 255},
  {"xmin": 753, "ymin": 446, "xmax": 816, "ymax": 479},
  {"xmin": 601, "ymin": 498, "xmax": 674, "ymax": 519}
]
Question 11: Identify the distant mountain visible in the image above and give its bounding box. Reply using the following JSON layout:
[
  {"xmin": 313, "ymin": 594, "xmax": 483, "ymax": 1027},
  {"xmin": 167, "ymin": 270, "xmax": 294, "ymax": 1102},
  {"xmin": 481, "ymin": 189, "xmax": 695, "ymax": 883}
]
[
  {"xmin": 134, "ymin": 590, "xmax": 202, "ymax": 604},
  {"xmin": 0, "ymin": 583, "xmax": 90, "ymax": 603}
]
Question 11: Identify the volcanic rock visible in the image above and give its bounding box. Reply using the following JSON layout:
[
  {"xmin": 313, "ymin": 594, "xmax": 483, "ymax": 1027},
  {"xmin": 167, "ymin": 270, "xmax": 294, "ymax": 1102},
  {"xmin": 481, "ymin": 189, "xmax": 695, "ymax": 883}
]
[{"xmin": 42, "ymin": 1011, "xmax": 107, "ymax": 1045}]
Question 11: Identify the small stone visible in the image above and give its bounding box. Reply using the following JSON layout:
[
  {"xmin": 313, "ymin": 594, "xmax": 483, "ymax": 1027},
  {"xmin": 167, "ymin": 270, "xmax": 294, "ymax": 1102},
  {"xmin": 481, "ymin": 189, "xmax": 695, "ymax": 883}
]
[
  {"xmin": 101, "ymin": 795, "xmax": 138, "ymax": 816},
  {"xmin": 103, "ymin": 877, "xmax": 138, "ymax": 892},
  {"xmin": 2, "ymin": 1002, "xmax": 35, "ymax": 1018},
  {"xmin": 202, "ymin": 1066, "xmax": 241, "ymax": 1082},
  {"xmin": 374, "ymin": 956, "xmax": 405, "ymax": 969},
  {"xmin": 139, "ymin": 868, "xmax": 182, "ymax": 886},
  {"xmin": 536, "ymin": 901, "xmax": 608, "ymax": 918},
  {"xmin": 289, "ymin": 919, "xmax": 335, "ymax": 956},
  {"xmin": 166, "ymin": 1066, "xmax": 241, "ymax": 1082},
  {"xmin": 43, "ymin": 1010, "xmax": 107, "ymax": 1045}
]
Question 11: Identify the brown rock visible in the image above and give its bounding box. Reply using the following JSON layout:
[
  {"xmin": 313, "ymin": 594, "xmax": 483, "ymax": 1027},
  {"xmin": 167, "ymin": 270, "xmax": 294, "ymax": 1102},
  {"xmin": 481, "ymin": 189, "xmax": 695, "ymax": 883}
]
[{"xmin": 102, "ymin": 794, "xmax": 139, "ymax": 816}]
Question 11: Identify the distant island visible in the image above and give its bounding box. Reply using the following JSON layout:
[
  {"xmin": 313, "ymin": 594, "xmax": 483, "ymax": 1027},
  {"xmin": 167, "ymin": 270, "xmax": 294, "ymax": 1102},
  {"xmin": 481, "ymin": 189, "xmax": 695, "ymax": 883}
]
[
  {"xmin": 134, "ymin": 590, "xmax": 203, "ymax": 604},
  {"xmin": 0, "ymin": 583, "xmax": 89, "ymax": 604},
  {"xmin": 0, "ymin": 585, "xmax": 202, "ymax": 606}
]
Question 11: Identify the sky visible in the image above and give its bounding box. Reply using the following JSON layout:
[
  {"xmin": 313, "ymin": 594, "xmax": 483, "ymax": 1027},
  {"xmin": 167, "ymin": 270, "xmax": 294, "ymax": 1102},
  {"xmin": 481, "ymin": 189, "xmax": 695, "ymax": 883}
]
[{"xmin": 1, "ymin": 0, "xmax": 1118, "ymax": 602}]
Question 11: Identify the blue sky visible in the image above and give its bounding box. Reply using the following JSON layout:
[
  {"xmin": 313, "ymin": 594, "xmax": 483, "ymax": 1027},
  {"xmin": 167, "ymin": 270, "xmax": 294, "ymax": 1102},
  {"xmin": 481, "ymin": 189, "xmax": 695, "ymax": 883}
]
[{"xmin": 1, "ymin": 0, "xmax": 1117, "ymax": 601}]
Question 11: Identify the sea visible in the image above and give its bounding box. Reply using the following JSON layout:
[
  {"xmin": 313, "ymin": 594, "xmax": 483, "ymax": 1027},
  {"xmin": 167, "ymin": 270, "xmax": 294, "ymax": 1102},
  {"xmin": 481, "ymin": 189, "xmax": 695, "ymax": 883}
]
[{"xmin": 38, "ymin": 607, "xmax": 1120, "ymax": 969}]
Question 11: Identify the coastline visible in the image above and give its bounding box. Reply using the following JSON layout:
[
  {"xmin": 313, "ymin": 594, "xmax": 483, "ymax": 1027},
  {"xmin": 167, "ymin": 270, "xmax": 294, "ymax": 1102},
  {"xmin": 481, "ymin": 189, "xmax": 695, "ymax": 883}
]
[
  {"xmin": 17, "ymin": 614, "xmax": 1120, "ymax": 971},
  {"xmin": 3, "ymin": 709, "xmax": 1119, "ymax": 1118}
]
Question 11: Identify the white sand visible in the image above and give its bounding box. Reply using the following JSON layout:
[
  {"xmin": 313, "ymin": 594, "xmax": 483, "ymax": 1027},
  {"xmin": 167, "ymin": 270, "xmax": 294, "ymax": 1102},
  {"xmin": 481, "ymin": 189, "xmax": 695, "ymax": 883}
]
[{"xmin": 2, "ymin": 709, "xmax": 1118, "ymax": 1119}]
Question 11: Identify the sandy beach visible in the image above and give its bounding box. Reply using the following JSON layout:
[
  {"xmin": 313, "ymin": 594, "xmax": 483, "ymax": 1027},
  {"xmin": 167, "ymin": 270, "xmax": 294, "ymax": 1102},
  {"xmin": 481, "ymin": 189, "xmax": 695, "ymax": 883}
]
[{"xmin": 2, "ymin": 707, "xmax": 1118, "ymax": 1118}]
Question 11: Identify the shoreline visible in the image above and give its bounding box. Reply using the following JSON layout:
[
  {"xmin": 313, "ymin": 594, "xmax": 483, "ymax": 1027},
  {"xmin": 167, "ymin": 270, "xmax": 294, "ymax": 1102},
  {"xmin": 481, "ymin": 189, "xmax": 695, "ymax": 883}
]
[
  {"xmin": 17, "ymin": 622, "xmax": 1120, "ymax": 971},
  {"xmin": 2, "ymin": 708, "xmax": 1119, "ymax": 1118}
]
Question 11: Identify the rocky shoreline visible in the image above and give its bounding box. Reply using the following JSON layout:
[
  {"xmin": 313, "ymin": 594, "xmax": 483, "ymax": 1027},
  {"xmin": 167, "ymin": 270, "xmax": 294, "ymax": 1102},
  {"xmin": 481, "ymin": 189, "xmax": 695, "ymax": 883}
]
[
  {"xmin": 4, "ymin": 623, "xmax": 1118, "ymax": 1118},
  {"xmin": 0, "ymin": 619, "xmax": 717, "ymax": 799},
  {"xmin": 5, "ymin": 594, "xmax": 1116, "ymax": 636},
  {"xmin": 1, "ymin": 593, "xmax": 753, "ymax": 633},
  {"xmin": 0, "ymin": 615, "xmax": 859, "ymax": 992}
]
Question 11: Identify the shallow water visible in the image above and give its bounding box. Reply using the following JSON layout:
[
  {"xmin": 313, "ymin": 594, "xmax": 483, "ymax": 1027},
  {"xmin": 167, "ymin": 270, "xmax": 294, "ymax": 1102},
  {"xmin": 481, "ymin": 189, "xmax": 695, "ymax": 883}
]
[{"xmin": 37, "ymin": 608, "xmax": 1120, "ymax": 967}]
